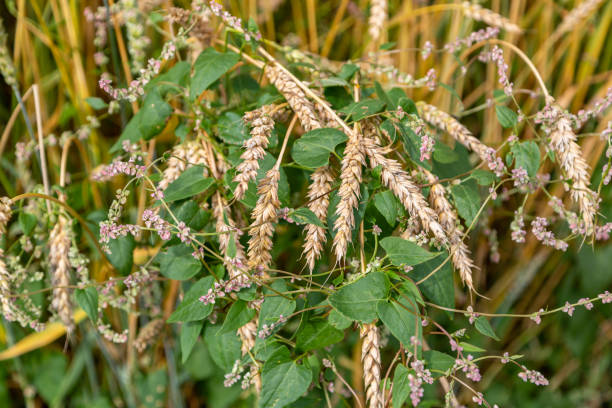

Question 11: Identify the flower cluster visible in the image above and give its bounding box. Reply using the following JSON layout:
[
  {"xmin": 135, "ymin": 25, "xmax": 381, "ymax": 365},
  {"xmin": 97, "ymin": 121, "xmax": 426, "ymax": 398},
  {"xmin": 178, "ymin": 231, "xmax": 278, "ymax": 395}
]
[
  {"xmin": 455, "ymin": 355, "xmax": 482, "ymax": 382},
  {"xmin": 92, "ymin": 156, "xmax": 146, "ymax": 181},
  {"xmin": 199, "ymin": 278, "xmax": 252, "ymax": 305},
  {"xmin": 511, "ymin": 166, "xmax": 529, "ymax": 188},
  {"xmin": 518, "ymin": 367, "xmax": 549, "ymax": 386},
  {"xmin": 142, "ymin": 209, "xmax": 172, "ymax": 241},
  {"xmin": 531, "ymin": 217, "xmax": 568, "ymax": 251},
  {"xmin": 575, "ymin": 87, "xmax": 612, "ymax": 126},
  {"xmin": 479, "ymin": 45, "xmax": 513, "ymax": 96},
  {"xmin": 208, "ymin": 1, "xmax": 261, "ymax": 41},
  {"xmin": 444, "ymin": 27, "xmax": 500, "ymax": 54},
  {"xmin": 510, "ymin": 209, "xmax": 526, "ymax": 243},
  {"xmin": 257, "ymin": 314, "xmax": 287, "ymax": 339}
]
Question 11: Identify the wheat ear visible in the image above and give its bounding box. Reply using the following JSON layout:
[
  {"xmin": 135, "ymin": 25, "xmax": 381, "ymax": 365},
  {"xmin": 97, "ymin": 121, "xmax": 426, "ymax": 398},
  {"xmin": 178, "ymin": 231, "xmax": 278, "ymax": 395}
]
[
  {"xmin": 368, "ymin": 0, "xmax": 387, "ymax": 44},
  {"xmin": 159, "ymin": 141, "xmax": 209, "ymax": 190},
  {"xmin": 361, "ymin": 322, "xmax": 383, "ymax": 408},
  {"xmin": 303, "ymin": 166, "xmax": 334, "ymax": 271},
  {"xmin": 546, "ymin": 104, "xmax": 597, "ymax": 231},
  {"xmin": 0, "ymin": 252, "xmax": 11, "ymax": 319},
  {"xmin": 417, "ymin": 102, "xmax": 506, "ymax": 175},
  {"xmin": 557, "ymin": 0, "xmax": 604, "ymax": 36},
  {"xmin": 0, "ymin": 197, "xmax": 10, "ymax": 236},
  {"xmin": 333, "ymin": 130, "xmax": 366, "ymax": 261},
  {"xmin": 361, "ymin": 131, "xmax": 447, "ymax": 245},
  {"xmin": 461, "ymin": 1, "xmax": 522, "ymax": 33},
  {"xmin": 422, "ymin": 170, "xmax": 475, "ymax": 291},
  {"xmin": 134, "ymin": 318, "xmax": 164, "ymax": 352},
  {"xmin": 266, "ymin": 66, "xmax": 322, "ymax": 132},
  {"xmin": 49, "ymin": 216, "xmax": 74, "ymax": 333}
]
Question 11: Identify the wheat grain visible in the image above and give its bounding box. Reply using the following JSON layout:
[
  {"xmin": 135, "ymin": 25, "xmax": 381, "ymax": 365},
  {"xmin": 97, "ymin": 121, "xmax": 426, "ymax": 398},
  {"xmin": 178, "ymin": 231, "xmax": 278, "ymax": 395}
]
[
  {"xmin": 247, "ymin": 168, "xmax": 281, "ymax": 273},
  {"xmin": 49, "ymin": 216, "xmax": 74, "ymax": 333},
  {"xmin": 461, "ymin": 2, "xmax": 522, "ymax": 34},
  {"xmin": 159, "ymin": 141, "xmax": 209, "ymax": 190},
  {"xmin": 557, "ymin": 0, "xmax": 604, "ymax": 35},
  {"xmin": 0, "ymin": 197, "xmax": 11, "ymax": 236},
  {"xmin": 361, "ymin": 322, "xmax": 383, "ymax": 408},
  {"xmin": 368, "ymin": 0, "xmax": 387, "ymax": 43},
  {"xmin": 303, "ymin": 166, "xmax": 334, "ymax": 271},
  {"xmin": 422, "ymin": 170, "xmax": 475, "ymax": 291},
  {"xmin": 238, "ymin": 316, "xmax": 258, "ymax": 356},
  {"xmin": 134, "ymin": 318, "xmax": 164, "ymax": 352},
  {"xmin": 266, "ymin": 66, "xmax": 322, "ymax": 132},
  {"xmin": 0, "ymin": 252, "xmax": 11, "ymax": 319},
  {"xmin": 361, "ymin": 130, "xmax": 448, "ymax": 245},
  {"xmin": 333, "ymin": 131, "xmax": 365, "ymax": 261}
]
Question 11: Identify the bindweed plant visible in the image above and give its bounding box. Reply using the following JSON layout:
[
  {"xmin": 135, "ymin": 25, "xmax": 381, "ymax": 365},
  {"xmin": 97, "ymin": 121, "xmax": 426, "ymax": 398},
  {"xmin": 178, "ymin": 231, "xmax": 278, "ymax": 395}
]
[{"xmin": 0, "ymin": 1, "xmax": 611, "ymax": 407}]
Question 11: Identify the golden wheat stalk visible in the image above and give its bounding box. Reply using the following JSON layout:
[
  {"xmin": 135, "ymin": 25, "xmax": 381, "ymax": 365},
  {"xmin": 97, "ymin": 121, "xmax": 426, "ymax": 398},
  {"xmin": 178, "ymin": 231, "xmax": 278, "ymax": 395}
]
[
  {"xmin": 266, "ymin": 66, "xmax": 322, "ymax": 132},
  {"xmin": 134, "ymin": 318, "xmax": 164, "ymax": 352},
  {"xmin": 546, "ymin": 104, "xmax": 598, "ymax": 232},
  {"xmin": 361, "ymin": 130, "xmax": 448, "ymax": 245},
  {"xmin": 361, "ymin": 322, "xmax": 383, "ymax": 408},
  {"xmin": 303, "ymin": 166, "xmax": 334, "ymax": 271},
  {"xmin": 333, "ymin": 131, "xmax": 366, "ymax": 261},
  {"xmin": 461, "ymin": 1, "xmax": 522, "ymax": 33},
  {"xmin": 422, "ymin": 169, "xmax": 475, "ymax": 291},
  {"xmin": 247, "ymin": 168, "xmax": 281, "ymax": 273},
  {"xmin": 417, "ymin": 102, "xmax": 505, "ymax": 175},
  {"xmin": 49, "ymin": 216, "xmax": 74, "ymax": 333}
]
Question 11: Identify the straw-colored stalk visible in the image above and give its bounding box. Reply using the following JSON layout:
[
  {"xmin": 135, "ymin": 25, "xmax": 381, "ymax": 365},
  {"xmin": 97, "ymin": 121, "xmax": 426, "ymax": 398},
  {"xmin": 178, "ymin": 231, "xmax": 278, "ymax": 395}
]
[
  {"xmin": 158, "ymin": 141, "xmax": 209, "ymax": 191},
  {"xmin": 333, "ymin": 131, "xmax": 366, "ymax": 261},
  {"xmin": 361, "ymin": 322, "xmax": 383, "ymax": 408},
  {"xmin": 303, "ymin": 166, "xmax": 334, "ymax": 271},
  {"xmin": 134, "ymin": 318, "xmax": 164, "ymax": 352},
  {"xmin": 368, "ymin": 0, "xmax": 387, "ymax": 44},
  {"xmin": 361, "ymin": 132, "xmax": 447, "ymax": 245},
  {"xmin": 422, "ymin": 170, "xmax": 475, "ymax": 291},
  {"xmin": 247, "ymin": 168, "xmax": 281, "ymax": 273},
  {"xmin": 461, "ymin": 1, "xmax": 522, "ymax": 33},
  {"xmin": 49, "ymin": 216, "xmax": 74, "ymax": 333}
]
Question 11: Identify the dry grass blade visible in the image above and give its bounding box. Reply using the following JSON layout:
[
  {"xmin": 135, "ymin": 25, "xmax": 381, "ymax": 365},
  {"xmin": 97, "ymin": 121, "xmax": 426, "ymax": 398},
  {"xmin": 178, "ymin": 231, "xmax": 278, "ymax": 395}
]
[
  {"xmin": 303, "ymin": 166, "xmax": 334, "ymax": 271},
  {"xmin": 360, "ymin": 322, "xmax": 382, "ymax": 408}
]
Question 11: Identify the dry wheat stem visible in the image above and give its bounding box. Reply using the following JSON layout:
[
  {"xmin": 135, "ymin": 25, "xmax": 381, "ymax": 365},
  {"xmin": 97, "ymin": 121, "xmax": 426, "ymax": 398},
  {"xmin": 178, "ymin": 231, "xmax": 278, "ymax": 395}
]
[
  {"xmin": 134, "ymin": 318, "xmax": 164, "ymax": 352},
  {"xmin": 361, "ymin": 322, "xmax": 383, "ymax": 408},
  {"xmin": 422, "ymin": 170, "xmax": 475, "ymax": 291},
  {"xmin": 361, "ymin": 130, "xmax": 448, "ymax": 245},
  {"xmin": 303, "ymin": 166, "xmax": 334, "ymax": 271},
  {"xmin": 49, "ymin": 216, "xmax": 74, "ymax": 333},
  {"xmin": 461, "ymin": 1, "xmax": 522, "ymax": 33}
]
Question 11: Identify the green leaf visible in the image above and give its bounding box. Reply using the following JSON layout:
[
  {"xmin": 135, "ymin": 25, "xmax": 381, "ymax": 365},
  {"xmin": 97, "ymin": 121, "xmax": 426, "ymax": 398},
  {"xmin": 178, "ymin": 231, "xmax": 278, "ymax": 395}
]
[
  {"xmin": 459, "ymin": 341, "xmax": 486, "ymax": 353},
  {"xmin": 398, "ymin": 97, "xmax": 418, "ymax": 115},
  {"xmin": 291, "ymin": 128, "xmax": 347, "ymax": 168},
  {"xmin": 180, "ymin": 320, "xmax": 204, "ymax": 364},
  {"xmin": 204, "ymin": 323, "xmax": 242, "ymax": 371},
  {"xmin": 380, "ymin": 237, "xmax": 441, "ymax": 266},
  {"xmin": 450, "ymin": 179, "xmax": 480, "ymax": 226},
  {"xmin": 217, "ymin": 111, "xmax": 250, "ymax": 145},
  {"xmin": 167, "ymin": 277, "xmax": 214, "ymax": 322},
  {"xmin": 410, "ymin": 254, "xmax": 455, "ymax": 311},
  {"xmin": 321, "ymin": 77, "xmax": 349, "ymax": 87},
  {"xmin": 511, "ymin": 141, "xmax": 540, "ymax": 177},
  {"xmin": 74, "ymin": 287, "xmax": 98, "ymax": 323},
  {"xmin": 373, "ymin": 190, "xmax": 400, "ymax": 227},
  {"xmin": 191, "ymin": 47, "xmax": 240, "ymax": 99},
  {"xmin": 329, "ymin": 272, "xmax": 390, "ymax": 323},
  {"xmin": 163, "ymin": 166, "xmax": 215, "ymax": 202},
  {"xmin": 296, "ymin": 321, "xmax": 344, "ymax": 352},
  {"xmin": 495, "ymin": 105, "xmax": 518, "ymax": 128},
  {"xmin": 328, "ymin": 308, "xmax": 352, "ymax": 330},
  {"xmin": 377, "ymin": 298, "xmax": 419, "ymax": 347},
  {"xmin": 219, "ymin": 300, "xmax": 256, "ymax": 335},
  {"xmin": 399, "ymin": 281, "xmax": 424, "ymax": 306},
  {"xmin": 474, "ymin": 316, "xmax": 500, "ymax": 340},
  {"xmin": 471, "ymin": 169, "xmax": 496, "ymax": 186},
  {"xmin": 107, "ymin": 235, "xmax": 135, "ymax": 276},
  {"xmin": 433, "ymin": 142, "xmax": 459, "ymax": 163},
  {"xmin": 288, "ymin": 208, "xmax": 325, "ymax": 227},
  {"xmin": 259, "ymin": 359, "xmax": 312, "ymax": 408},
  {"xmin": 159, "ymin": 245, "xmax": 202, "ymax": 280},
  {"xmin": 138, "ymin": 89, "xmax": 173, "ymax": 139},
  {"xmin": 423, "ymin": 350, "xmax": 455, "ymax": 377},
  {"xmin": 147, "ymin": 61, "xmax": 190, "ymax": 96},
  {"xmin": 18, "ymin": 212, "xmax": 36, "ymax": 235},
  {"xmin": 339, "ymin": 99, "xmax": 386, "ymax": 121},
  {"xmin": 258, "ymin": 281, "xmax": 296, "ymax": 333},
  {"xmin": 392, "ymin": 365, "xmax": 411, "ymax": 408},
  {"xmin": 374, "ymin": 81, "xmax": 393, "ymax": 108},
  {"xmin": 85, "ymin": 97, "xmax": 108, "ymax": 110},
  {"xmin": 337, "ymin": 63, "xmax": 359, "ymax": 80}
]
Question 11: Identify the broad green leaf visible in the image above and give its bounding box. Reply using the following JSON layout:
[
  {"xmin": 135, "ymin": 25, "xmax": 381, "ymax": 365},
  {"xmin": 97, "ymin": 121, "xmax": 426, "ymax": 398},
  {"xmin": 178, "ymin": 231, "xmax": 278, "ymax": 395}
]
[
  {"xmin": 259, "ymin": 359, "xmax": 312, "ymax": 408},
  {"xmin": 339, "ymin": 99, "xmax": 386, "ymax": 121},
  {"xmin": 18, "ymin": 212, "xmax": 36, "ymax": 235},
  {"xmin": 258, "ymin": 281, "xmax": 296, "ymax": 333},
  {"xmin": 380, "ymin": 237, "xmax": 441, "ymax": 266},
  {"xmin": 296, "ymin": 321, "xmax": 344, "ymax": 352},
  {"xmin": 471, "ymin": 169, "xmax": 496, "ymax": 186},
  {"xmin": 450, "ymin": 179, "xmax": 480, "ymax": 226},
  {"xmin": 399, "ymin": 281, "xmax": 424, "ymax": 306},
  {"xmin": 138, "ymin": 89, "xmax": 173, "ymax": 139},
  {"xmin": 167, "ymin": 277, "xmax": 214, "ymax": 322},
  {"xmin": 474, "ymin": 316, "xmax": 500, "ymax": 341},
  {"xmin": 159, "ymin": 245, "xmax": 202, "ymax": 280},
  {"xmin": 392, "ymin": 364, "xmax": 411, "ymax": 408},
  {"xmin": 288, "ymin": 208, "xmax": 325, "ymax": 227},
  {"xmin": 219, "ymin": 300, "xmax": 255, "ymax": 335},
  {"xmin": 495, "ymin": 105, "xmax": 518, "ymax": 128},
  {"xmin": 184, "ymin": 342, "xmax": 214, "ymax": 379},
  {"xmin": 328, "ymin": 308, "xmax": 352, "ymax": 330},
  {"xmin": 218, "ymin": 111, "xmax": 250, "ymax": 145},
  {"xmin": 107, "ymin": 235, "xmax": 135, "ymax": 276},
  {"xmin": 374, "ymin": 81, "xmax": 393, "ymax": 108},
  {"xmin": 85, "ymin": 97, "xmax": 107, "ymax": 110},
  {"xmin": 163, "ymin": 166, "xmax": 215, "ymax": 202},
  {"xmin": 410, "ymin": 253, "xmax": 455, "ymax": 311},
  {"xmin": 329, "ymin": 272, "xmax": 390, "ymax": 323},
  {"xmin": 337, "ymin": 63, "xmax": 359, "ymax": 80},
  {"xmin": 511, "ymin": 141, "xmax": 540, "ymax": 177},
  {"xmin": 321, "ymin": 77, "xmax": 349, "ymax": 87},
  {"xmin": 180, "ymin": 320, "xmax": 204, "ymax": 364},
  {"xmin": 75, "ymin": 287, "xmax": 98, "ymax": 323},
  {"xmin": 377, "ymin": 296, "xmax": 420, "ymax": 347},
  {"xmin": 204, "ymin": 323, "xmax": 242, "ymax": 371},
  {"xmin": 291, "ymin": 128, "xmax": 347, "ymax": 168},
  {"xmin": 373, "ymin": 190, "xmax": 400, "ymax": 227},
  {"xmin": 191, "ymin": 48, "xmax": 240, "ymax": 99},
  {"xmin": 398, "ymin": 97, "xmax": 418, "ymax": 115},
  {"xmin": 147, "ymin": 61, "xmax": 190, "ymax": 95},
  {"xmin": 423, "ymin": 350, "xmax": 455, "ymax": 377},
  {"xmin": 459, "ymin": 341, "xmax": 486, "ymax": 353},
  {"xmin": 433, "ymin": 142, "xmax": 459, "ymax": 163}
]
